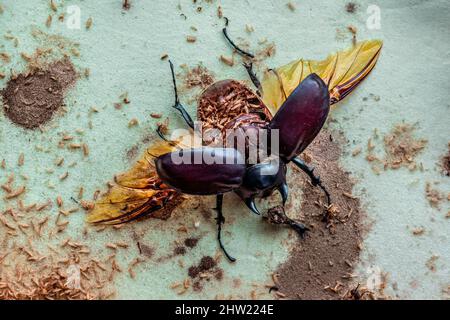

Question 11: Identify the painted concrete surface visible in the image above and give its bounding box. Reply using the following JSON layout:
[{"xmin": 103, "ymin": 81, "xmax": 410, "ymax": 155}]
[{"xmin": 0, "ymin": 0, "xmax": 448, "ymax": 299}]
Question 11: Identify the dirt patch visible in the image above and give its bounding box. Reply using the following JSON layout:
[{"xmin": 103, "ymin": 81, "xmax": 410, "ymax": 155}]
[
  {"xmin": 174, "ymin": 246, "xmax": 187, "ymax": 255},
  {"xmin": 345, "ymin": 2, "xmax": 358, "ymax": 13},
  {"xmin": 1, "ymin": 58, "xmax": 77, "ymax": 129},
  {"xmin": 273, "ymin": 129, "xmax": 365, "ymax": 300},
  {"xmin": 188, "ymin": 256, "xmax": 223, "ymax": 292},
  {"xmin": 184, "ymin": 237, "xmax": 199, "ymax": 248},
  {"xmin": 138, "ymin": 243, "xmax": 155, "ymax": 258}
]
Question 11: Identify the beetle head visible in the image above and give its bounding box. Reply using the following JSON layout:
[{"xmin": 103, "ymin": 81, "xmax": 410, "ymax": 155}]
[{"xmin": 235, "ymin": 157, "xmax": 288, "ymax": 215}]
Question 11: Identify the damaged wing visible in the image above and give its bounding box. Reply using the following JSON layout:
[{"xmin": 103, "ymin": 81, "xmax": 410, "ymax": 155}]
[{"xmin": 261, "ymin": 40, "xmax": 382, "ymax": 115}]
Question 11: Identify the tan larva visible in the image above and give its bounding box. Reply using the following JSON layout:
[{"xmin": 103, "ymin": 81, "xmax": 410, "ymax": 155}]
[
  {"xmin": 82, "ymin": 143, "xmax": 89, "ymax": 157},
  {"xmin": 128, "ymin": 118, "xmax": 139, "ymax": 127},
  {"xmin": 50, "ymin": 0, "xmax": 57, "ymax": 12},
  {"xmin": 80, "ymin": 200, "xmax": 94, "ymax": 210},
  {"xmin": 46, "ymin": 15, "xmax": 52, "ymax": 28},
  {"xmin": 56, "ymin": 196, "xmax": 63, "ymax": 207},
  {"xmin": 69, "ymin": 143, "xmax": 81, "ymax": 149},
  {"xmin": 80, "ymin": 186, "xmax": 88, "ymax": 202},
  {"xmin": 186, "ymin": 35, "xmax": 197, "ymax": 43},
  {"xmin": 86, "ymin": 17, "xmax": 93, "ymax": 29},
  {"xmin": 287, "ymin": 2, "xmax": 296, "ymax": 11},
  {"xmin": 20, "ymin": 52, "xmax": 32, "ymax": 62},
  {"xmin": 5, "ymin": 186, "xmax": 26, "ymax": 199},
  {"xmin": 17, "ymin": 153, "xmax": 25, "ymax": 166},
  {"xmin": 59, "ymin": 172, "xmax": 69, "ymax": 180},
  {"xmin": 71, "ymin": 48, "xmax": 80, "ymax": 57},
  {"xmin": 220, "ymin": 55, "xmax": 234, "ymax": 66}
]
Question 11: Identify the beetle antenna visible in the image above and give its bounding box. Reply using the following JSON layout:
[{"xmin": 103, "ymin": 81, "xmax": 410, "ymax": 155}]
[
  {"xmin": 156, "ymin": 125, "xmax": 180, "ymax": 148},
  {"xmin": 222, "ymin": 17, "xmax": 255, "ymax": 59},
  {"xmin": 169, "ymin": 60, "xmax": 179, "ymax": 106}
]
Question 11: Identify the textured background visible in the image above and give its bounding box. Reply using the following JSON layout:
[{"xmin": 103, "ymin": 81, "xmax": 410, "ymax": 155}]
[{"xmin": 0, "ymin": 0, "xmax": 449, "ymax": 299}]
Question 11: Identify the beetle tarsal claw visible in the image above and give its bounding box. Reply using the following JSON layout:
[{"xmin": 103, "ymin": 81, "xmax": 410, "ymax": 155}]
[
  {"xmin": 278, "ymin": 183, "xmax": 289, "ymax": 205},
  {"xmin": 244, "ymin": 197, "xmax": 260, "ymax": 215}
]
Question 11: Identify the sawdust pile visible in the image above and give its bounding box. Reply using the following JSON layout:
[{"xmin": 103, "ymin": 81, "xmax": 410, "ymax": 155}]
[
  {"xmin": 182, "ymin": 64, "xmax": 215, "ymax": 90},
  {"xmin": 365, "ymin": 124, "xmax": 427, "ymax": 173},
  {"xmin": 425, "ymin": 182, "xmax": 444, "ymax": 209},
  {"xmin": 273, "ymin": 130, "xmax": 373, "ymax": 299},
  {"xmin": 0, "ymin": 176, "xmax": 121, "ymax": 300},
  {"xmin": 1, "ymin": 58, "xmax": 77, "ymax": 129}
]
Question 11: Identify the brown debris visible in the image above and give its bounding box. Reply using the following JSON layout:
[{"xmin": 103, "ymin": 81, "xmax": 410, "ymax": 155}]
[
  {"xmin": 220, "ymin": 55, "xmax": 234, "ymax": 67},
  {"xmin": 274, "ymin": 129, "xmax": 365, "ymax": 299},
  {"xmin": 366, "ymin": 123, "xmax": 427, "ymax": 173},
  {"xmin": 122, "ymin": 0, "xmax": 131, "ymax": 10},
  {"xmin": 440, "ymin": 142, "xmax": 450, "ymax": 176},
  {"xmin": 425, "ymin": 182, "xmax": 444, "ymax": 209},
  {"xmin": 182, "ymin": 64, "xmax": 215, "ymax": 90},
  {"xmin": 346, "ymin": 2, "xmax": 358, "ymax": 13},
  {"xmin": 186, "ymin": 35, "xmax": 197, "ymax": 43},
  {"xmin": 426, "ymin": 255, "xmax": 439, "ymax": 272},
  {"xmin": 184, "ymin": 237, "xmax": 199, "ymax": 248}
]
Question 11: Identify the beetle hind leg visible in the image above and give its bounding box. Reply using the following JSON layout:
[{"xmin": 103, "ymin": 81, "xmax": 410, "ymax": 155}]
[
  {"xmin": 215, "ymin": 194, "xmax": 236, "ymax": 262},
  {"xmin": 222, "ymin": 17, "xmax": 254, "ymax": 59},
  {"xmin": 292, "ymin": 157, "xmax": 331, "ymax": 220},
  {"xmin": 168, "ymin": 60, "xmax": 194, "ymax": 129}
]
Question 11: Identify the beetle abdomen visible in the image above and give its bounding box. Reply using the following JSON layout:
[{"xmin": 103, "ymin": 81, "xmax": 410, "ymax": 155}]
[
  {"xmin": 269, "ymin": 73, "xmax": 330, "ymax": 161},
  {"xmin": 155, "ymin": 147, "xmax": 246, "ymax": 195},
  {"xmin": 198, "ymin": 80, "xmax": 272, "ymax": 133}
]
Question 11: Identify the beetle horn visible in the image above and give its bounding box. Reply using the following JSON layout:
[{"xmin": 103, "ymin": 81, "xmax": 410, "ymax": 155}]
[
  {"xmin": 278, "ymin": 182, "xmax": 289, "ymax": 205},
  {"xmin": 244, "ymin": 197, "xmax": 260, "ymax": 215}
]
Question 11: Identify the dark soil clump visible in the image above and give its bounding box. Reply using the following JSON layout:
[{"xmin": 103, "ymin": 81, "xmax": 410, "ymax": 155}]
[
  {"xmin": 441, "ymin": 143, "xmax": 450, "ymax": 176},
  {"xmin": 184, "ymin": 237, "xmax": 199, "ymax": 248},
  {"xmin": 188, "ymin": 255, "xmax": 217, "ymax": 279},
  {"xmin": 174, "ymin": 246, "xmax": 186, "ymax": 255},
  {"xmin": 346, "ymin": 2, "xmax": 358, "ymax": 13},
  {"xmin": 1, "ymin": 58, "xmax": 77, "ymax": 129}
]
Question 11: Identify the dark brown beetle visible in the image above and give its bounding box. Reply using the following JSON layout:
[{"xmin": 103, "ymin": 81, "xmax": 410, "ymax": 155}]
[{"xmin": 88, "ymin": 20, "xmax": 382, "ymax": 261}]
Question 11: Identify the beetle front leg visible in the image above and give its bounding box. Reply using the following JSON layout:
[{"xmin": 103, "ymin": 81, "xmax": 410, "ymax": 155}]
[
  {"xmin": 168, "ymin": 60, "xmax": 194, "ymax": 129},
  {"xmin": 291, "ymin": 157, "xmax": 331, "ymax": 219},
  {"xmin": 214, "ymin": 194, "xmax": 236, "ymax": 262},
  {"xmin": 243, "ymin": 62, "xmax": 262, "ymax": 96}
]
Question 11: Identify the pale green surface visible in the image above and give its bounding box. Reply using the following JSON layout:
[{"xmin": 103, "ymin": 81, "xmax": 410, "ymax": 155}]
[{"xmin": 0, "ymin": 0, "xmax": 449, "ymax": 299}]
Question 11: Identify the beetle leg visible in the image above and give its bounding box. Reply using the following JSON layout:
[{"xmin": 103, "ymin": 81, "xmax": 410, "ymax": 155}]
[
  {"xmin": 266, "ymin": 206, "xmax": 310, "ymax": 238},
  {"xmin": 168, "ymin": 60, "xmax": 194, "ymax": 129},
  {"xmin": 214, "ymin": 194, "xmax": 236, "ymax": 262},
  {"xmin": 155, "ymin": 125, "xmax": 179, "ymax": 147},
  {"xmin": 222, "ymin": 17, "xmax": 254, "ymax": 59},
  {"xmin": 291, "ymin": 157, "xmax": 331, "ymax": 219},
  {"xmin": 243, "ymin": 62, "xmax": 262, "ymax": 96},
  {"xmin": 278, "ymin": 182, "xmax": 289, "ymax": 205}
]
